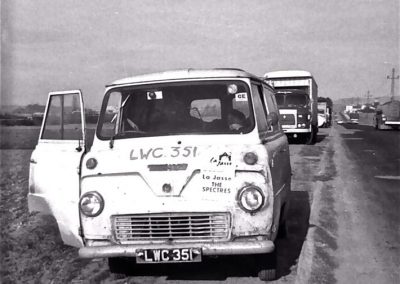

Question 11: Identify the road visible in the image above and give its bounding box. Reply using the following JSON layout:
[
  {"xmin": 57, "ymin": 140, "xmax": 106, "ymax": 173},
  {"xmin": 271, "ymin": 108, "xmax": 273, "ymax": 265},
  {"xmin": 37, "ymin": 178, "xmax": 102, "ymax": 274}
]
[
  {"xmin": 298, "ymin": 123, "xmax": 400, "ymax": 284},
  {"xmin": 0, "ymin": 124, "xmax": 399, "ymax": 283},
  {"xmin": 322, "ymin": 123, "xmax": 399, "ymax": 283}
]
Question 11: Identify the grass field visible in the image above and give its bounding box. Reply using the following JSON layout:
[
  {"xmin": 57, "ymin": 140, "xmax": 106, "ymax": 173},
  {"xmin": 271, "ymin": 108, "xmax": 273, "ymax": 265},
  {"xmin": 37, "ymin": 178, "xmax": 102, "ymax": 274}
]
[
  {"xmin": 0, "ymin": 127, "xmax": 101, "ymax": 283},
  {"xmin": 1, "ymin": 126, "xmax": 40, "ymax": 149}
]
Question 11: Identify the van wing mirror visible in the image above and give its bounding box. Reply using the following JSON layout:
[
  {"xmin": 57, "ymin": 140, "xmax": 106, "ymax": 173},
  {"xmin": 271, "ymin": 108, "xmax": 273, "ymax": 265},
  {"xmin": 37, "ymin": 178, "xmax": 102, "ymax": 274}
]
[{"xmin": 267, "ymin": 112, "xmax": 279, "ymax": 128}]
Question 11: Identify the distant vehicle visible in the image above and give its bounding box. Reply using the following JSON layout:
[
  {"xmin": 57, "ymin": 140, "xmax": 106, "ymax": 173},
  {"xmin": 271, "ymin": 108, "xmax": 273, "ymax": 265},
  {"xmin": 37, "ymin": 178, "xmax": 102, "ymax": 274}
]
[
  {"xmin": 348, "ymin": 112, "xmax": 359, "ymax": 124},
  {"xmin": 28, "ymin": 69, "xmax": 292, "ymax": 281},
  {"xmin": 264, "ymin": 70, "xmax": 318, "ymax": 144},
  {"xmin": 317, "ymin": 97, "xmax": 333, "ymax": 128},
  {"xmin": 374, "ymin": 100, "xmax": 400, "ymax": 130}
]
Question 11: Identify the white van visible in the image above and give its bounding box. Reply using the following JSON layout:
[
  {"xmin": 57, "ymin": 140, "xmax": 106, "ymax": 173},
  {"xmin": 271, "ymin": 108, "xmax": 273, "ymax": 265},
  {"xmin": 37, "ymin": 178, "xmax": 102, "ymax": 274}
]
[{"xmin": 28, "ymin": 69, "xmax": 291, "ymax": 281}]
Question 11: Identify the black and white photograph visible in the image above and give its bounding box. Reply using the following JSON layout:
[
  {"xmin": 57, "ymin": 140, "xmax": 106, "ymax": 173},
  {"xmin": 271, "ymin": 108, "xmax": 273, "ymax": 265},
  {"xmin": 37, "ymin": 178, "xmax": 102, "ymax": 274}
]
[{"xmin": 0, "ymin": 0, "xmax": 399, "ymax": 283}]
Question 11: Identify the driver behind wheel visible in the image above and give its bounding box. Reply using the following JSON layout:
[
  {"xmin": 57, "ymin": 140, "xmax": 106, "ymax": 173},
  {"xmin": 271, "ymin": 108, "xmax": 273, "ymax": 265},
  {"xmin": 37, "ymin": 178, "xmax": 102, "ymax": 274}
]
[{"xmin": 227, "ymin": 109, "xmax": 246, "ymax": 131}]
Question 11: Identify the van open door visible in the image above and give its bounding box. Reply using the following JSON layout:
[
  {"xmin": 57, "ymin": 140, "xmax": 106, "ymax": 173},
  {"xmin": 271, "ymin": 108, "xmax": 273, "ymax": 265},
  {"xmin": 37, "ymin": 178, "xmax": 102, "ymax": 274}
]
[{"xmin": 28, "ymin": 90, "xmax": 86, "ymax": 247}]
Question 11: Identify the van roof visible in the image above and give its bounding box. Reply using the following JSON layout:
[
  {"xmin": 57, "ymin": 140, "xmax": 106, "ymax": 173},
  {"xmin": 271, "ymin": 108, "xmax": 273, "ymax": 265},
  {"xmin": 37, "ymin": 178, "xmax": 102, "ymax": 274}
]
[
  {"xmin": 263, "ymin": 70, "xmax": 313, "ymax": 79},
  {"xmin": 108, "ymin": 68, "xmax": 261, "ymax": 86}
]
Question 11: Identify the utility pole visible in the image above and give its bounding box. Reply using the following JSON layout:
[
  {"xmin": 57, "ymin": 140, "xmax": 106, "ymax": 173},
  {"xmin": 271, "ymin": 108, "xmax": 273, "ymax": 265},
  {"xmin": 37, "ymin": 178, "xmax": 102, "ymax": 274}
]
[
  {"xmin": 387, "ymin": 68, "xmax": 399, "ymax": 101},
  {"xmin": 365, "ymin": 90, "xmax": 371, "ymax": 105}
]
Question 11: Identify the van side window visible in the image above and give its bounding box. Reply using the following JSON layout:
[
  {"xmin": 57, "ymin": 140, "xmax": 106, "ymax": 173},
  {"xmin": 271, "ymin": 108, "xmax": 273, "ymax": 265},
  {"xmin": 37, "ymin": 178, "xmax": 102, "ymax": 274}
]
[
  {"xmin": 262, "ymin": 85, "xmax": 280, "ymax": 132},
  {"xmin": 41, "ymin": 94, "xmax": 83, "ymax": 140},
  {"xmin": 251, "ymin": 84, "xmax": 268, "ymax": 134}
]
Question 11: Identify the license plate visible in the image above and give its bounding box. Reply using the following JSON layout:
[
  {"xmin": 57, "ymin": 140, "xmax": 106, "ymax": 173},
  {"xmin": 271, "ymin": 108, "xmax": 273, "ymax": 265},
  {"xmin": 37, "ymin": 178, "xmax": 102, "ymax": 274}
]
[{"xmin": 136, "ymin": 248, "xmax": 202, "ymax": 263}]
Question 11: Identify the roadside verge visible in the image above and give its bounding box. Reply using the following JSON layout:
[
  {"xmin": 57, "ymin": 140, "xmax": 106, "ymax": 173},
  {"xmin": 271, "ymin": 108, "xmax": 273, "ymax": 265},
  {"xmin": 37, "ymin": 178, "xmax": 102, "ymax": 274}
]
[{"xmin": 294, "ymin": 129, "xmax": 334, "ymax": 284}]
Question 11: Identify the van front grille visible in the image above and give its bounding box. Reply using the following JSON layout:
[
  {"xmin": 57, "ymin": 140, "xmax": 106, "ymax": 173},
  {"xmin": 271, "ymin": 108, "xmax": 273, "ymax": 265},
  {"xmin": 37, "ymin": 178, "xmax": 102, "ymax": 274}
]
[{"xmin": 113, "ymin": 213, "xmax": 230, "ymax": 242}]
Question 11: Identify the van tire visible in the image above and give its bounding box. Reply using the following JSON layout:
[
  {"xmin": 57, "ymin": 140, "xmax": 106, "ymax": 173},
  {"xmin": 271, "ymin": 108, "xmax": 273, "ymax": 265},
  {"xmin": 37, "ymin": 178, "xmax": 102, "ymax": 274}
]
[
  {"xmin": 256, "ymin": 250, "xmax": 277, "ymax": 281},
  {"xmin": 277, "ymin": 204, "xmax": 288, "ymax": 239},
  {"xmin": 277, "ymin": 219, "xmax": 288, "ymax": 239},
  {"xmin": 258, "ymin": 268, "xmax": 276, "ymax": 282}
]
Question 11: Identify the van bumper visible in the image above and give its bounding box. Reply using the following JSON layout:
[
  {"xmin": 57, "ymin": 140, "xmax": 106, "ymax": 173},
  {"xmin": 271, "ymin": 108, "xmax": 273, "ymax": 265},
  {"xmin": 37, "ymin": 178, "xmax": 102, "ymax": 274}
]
[{"xmin": 79, "ymin": 240, "xmax": 275, "ymax": 258}]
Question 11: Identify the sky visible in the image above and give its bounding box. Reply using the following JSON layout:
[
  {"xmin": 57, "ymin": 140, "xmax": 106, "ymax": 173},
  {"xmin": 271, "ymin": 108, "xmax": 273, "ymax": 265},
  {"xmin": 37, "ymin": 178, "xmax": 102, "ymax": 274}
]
[{"xmin": 1, "ymin": 0, "xmax": 399, "ymax": 109}]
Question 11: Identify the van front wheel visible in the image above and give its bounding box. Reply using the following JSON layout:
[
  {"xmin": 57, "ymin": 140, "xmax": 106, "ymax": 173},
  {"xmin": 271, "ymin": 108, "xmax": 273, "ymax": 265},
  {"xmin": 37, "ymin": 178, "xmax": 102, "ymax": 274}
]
[
  {"xmin": 256, "ymin": 250, "xmax": 277, "ymax": 281},
  {"xmin": 277, "ymin": 219, "xmax": 288, "ymax": 239}
]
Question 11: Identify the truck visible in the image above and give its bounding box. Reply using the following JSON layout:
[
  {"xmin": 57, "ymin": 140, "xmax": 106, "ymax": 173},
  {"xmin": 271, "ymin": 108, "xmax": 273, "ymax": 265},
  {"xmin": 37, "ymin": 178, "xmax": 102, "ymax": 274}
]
[
  {"xmin": 317, "ymin": 97, "xmax": 333, "ymax": 128},
  {"xmin": 264, "ymin": 70, "xmax": 318, "ymax": 144},
  {"xmin": 374, "ymin": 100, "xmax": 400, "ymax": 130},
  {"xmin": 28, "ymin": 69, "xmax": 292, "ymax": 281}
]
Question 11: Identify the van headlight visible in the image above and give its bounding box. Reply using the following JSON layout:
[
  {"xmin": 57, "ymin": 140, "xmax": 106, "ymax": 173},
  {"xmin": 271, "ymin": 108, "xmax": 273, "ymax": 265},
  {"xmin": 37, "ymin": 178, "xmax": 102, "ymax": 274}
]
[
  {"xmin": 238, "ymin": 186, "xmax": 265, "ymax": 213},
  {"xmin": 79, "ymin": 191, "xmax": 104, "ymax": 217}
]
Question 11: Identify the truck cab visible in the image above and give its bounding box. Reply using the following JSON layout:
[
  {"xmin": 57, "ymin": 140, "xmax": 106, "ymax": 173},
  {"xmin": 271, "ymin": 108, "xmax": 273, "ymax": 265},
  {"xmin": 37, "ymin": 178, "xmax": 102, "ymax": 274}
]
[
  {"xmin": 28, "ymin": 69, "xmax": 291, "ymax": 281},
  {"xmin": 264, "ymin": 70, "xmax": 318, "ymax": 144}
]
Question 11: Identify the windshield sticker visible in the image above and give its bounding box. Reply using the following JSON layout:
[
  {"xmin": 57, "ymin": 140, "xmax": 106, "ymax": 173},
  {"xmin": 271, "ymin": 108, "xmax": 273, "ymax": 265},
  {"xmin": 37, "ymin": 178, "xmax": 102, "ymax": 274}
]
[
  {"xmin": 201, "ymin": 172, "xmax": 232, "ymax": 194},
  {"xmin": 130, "ymin": 146, "xmax": 197, "ymax": 160},
  {"xmin": 235, "ymin": 92, "xmax": 248, "ymax": 102},
  {"xmin": 147, "ymin": 91, "xmax": 163, "ymax": 100}
]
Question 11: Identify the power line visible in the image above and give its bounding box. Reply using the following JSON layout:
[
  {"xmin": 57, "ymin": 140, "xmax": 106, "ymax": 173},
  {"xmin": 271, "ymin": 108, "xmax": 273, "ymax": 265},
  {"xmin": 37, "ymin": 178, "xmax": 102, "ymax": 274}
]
[{"xmin": 365, "ymin": 90, "xmax": 371, "ymax": 104}]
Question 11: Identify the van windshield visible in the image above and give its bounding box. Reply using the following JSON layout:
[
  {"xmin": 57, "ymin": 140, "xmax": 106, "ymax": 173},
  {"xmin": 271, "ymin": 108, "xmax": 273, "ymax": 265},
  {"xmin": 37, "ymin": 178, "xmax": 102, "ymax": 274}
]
[{"xmin": 97, "ymin": 80, "xmax": 254, "ymax": 139}]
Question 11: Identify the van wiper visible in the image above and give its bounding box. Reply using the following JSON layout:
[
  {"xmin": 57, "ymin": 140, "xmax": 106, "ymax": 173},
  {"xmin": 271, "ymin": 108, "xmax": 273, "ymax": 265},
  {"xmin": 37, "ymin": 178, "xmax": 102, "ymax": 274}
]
[
  {"xmin": 109, "ymin": 130, "xmax": 146, "ymax": 148},
  {"xmin": 109, "ymin": 95, "xmax": 131, "ymax": 149}
]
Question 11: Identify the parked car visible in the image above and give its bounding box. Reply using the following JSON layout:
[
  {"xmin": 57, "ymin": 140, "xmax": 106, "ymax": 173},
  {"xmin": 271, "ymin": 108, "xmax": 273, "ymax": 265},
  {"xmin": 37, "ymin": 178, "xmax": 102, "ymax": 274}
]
[
  {"xmin": 348, "ymin": 112, "xmax": 359, "ymax": 124},
  {"xmin": 28, "ymin": 69, "xmax": 291, "ymax": 281}
]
